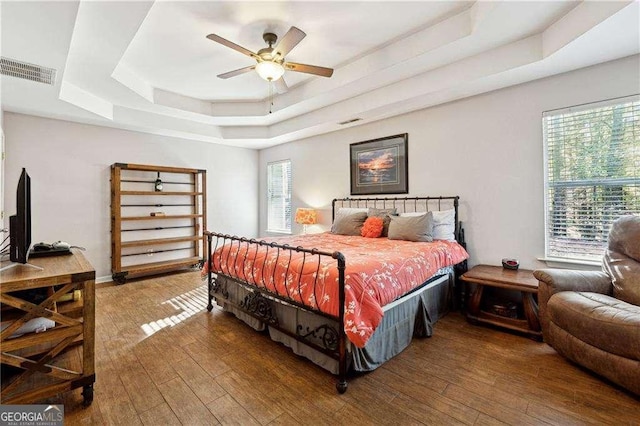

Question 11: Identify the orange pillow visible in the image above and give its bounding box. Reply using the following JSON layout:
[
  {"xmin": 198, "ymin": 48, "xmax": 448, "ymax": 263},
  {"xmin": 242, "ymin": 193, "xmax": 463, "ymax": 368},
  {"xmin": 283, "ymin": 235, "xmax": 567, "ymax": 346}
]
[{"xmin": 361, "ymin": 216, "xmax": 384, "ymax": 238}]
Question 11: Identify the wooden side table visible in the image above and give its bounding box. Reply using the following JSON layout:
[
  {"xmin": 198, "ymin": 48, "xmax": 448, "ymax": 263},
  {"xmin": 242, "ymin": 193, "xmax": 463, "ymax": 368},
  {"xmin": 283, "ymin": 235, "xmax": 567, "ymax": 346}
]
[
  {"xmin": 0, "ymin": 250, "xmax": 95, "ymax": 405},
  {"xmin": 461, "ymin": 264, "xmax": 541, "ymax": 340}
]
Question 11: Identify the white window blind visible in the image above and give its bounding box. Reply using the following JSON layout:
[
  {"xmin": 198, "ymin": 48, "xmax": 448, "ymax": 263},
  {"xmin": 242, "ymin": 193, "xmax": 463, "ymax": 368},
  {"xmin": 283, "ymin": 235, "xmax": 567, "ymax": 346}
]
[
  {"xmin": 543, "ymin": 96, "xmax": 640, "ymax": 261},
  {"xmin": 267, "ymin": 160, "xmax": 292, "ymax": 233}
]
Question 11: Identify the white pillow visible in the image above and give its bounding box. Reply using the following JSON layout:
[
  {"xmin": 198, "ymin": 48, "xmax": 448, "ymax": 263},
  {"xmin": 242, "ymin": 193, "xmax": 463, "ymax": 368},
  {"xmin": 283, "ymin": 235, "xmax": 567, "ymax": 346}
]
[
  {"xmin": 399, "ymin": 209, "xmax": 456, "ymax": 241},
  {"xmin": 433, "ymin": 209, "xmax": 456, "ymax": 241}
]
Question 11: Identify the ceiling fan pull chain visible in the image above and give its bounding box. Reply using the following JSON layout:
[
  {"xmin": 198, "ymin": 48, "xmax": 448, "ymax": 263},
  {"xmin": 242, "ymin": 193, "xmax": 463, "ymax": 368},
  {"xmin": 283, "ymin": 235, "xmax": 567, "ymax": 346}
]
[{"xmin": 269, "ymin": 80, "xmax": 273, "ymax": 114}]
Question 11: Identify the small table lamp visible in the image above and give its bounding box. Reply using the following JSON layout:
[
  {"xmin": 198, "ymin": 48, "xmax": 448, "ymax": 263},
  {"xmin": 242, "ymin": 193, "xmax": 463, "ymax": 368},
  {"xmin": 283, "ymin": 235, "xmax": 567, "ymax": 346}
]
[{"xmin": 295, "ymin": 208, "xmax": 318, "ymax": 234}]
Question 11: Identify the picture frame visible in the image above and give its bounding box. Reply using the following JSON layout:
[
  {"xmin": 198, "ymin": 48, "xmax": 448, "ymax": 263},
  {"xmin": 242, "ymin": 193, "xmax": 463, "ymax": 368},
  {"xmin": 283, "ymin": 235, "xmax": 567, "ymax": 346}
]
[{"xmin": 350, "ymin": 133, "xmax": 408, "ymax": 195}]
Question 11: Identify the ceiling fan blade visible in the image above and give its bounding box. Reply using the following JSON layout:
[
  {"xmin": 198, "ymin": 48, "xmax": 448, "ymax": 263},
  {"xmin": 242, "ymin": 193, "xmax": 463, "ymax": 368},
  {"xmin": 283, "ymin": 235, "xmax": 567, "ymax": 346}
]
[
  {"xmin": 206, "ymin": 34, "xmax": 258, "ymax": 59},
  {"xmin": 273, "ymin": 26, "xmax": 306, "ymax": 58},
  {"xmin": 275, "ymin": 77, "xmax": 288, "ymax": 94},
  {"xmin": 217, "ymin": 65, "xmax": 255, "ymax": 79},
  {"xmin": 284, "ymin": 62, "xmax": 334, "ymax": 78}
]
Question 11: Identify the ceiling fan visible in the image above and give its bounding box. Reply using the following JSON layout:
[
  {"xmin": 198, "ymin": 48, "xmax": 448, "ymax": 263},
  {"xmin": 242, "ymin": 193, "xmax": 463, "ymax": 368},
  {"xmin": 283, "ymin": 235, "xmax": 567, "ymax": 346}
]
[{"xmin": 206, "ymin": 26, "xmax": 334, "ymax": 93}]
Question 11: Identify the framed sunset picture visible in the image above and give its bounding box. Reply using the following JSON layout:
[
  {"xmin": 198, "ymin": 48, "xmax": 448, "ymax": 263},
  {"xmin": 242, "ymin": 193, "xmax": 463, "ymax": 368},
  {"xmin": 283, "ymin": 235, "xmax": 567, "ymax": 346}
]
[{"xmin": 350, "ymin": 133, "xmax": 408, "ymax": 195}]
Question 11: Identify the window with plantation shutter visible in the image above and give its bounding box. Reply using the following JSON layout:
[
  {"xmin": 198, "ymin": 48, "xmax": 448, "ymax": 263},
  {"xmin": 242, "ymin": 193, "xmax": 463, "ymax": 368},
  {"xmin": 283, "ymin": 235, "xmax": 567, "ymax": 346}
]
[
  {"xmin": 267, "ymin": 160, "xmax": 292, "ymax": 233},
  {"xmin": 543, "ymin": 96, "xmax": 640, "ymax": 262}
]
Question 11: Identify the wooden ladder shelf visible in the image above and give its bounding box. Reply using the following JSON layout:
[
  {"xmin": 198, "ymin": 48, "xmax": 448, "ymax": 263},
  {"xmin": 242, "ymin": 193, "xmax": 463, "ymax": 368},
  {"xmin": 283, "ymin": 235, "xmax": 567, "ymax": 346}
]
[{"xmin": 110, "ymin": 163, "xmax": 207, "ymax": 284}]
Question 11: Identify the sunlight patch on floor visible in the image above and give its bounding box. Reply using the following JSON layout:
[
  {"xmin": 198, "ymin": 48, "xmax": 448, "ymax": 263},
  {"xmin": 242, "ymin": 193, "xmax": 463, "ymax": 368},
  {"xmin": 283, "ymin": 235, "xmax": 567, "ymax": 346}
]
[{"xmin": 141, "ymin": 285, "xmax": 208, "ymax": 336}]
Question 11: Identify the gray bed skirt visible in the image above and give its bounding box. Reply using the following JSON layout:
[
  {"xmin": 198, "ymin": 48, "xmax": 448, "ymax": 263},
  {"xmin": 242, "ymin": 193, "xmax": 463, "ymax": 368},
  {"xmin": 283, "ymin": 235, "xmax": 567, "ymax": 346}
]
[{"xmin": 212, "ymin": 269, "xmax": 453, "ymax": 374}]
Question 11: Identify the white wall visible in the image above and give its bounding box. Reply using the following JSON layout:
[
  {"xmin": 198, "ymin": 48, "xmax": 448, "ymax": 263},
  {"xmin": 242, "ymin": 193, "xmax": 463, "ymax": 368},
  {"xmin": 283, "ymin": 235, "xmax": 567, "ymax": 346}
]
[
  {"xmin": 259, "ymin": 55, "xmax": 640, "ymax": 270},
  {"xmin": 3, "ymin": 113, "xmax": 258, "ymax": 280},
  {"xmin": 1, "ymin": 109, "xmax": 5, "ymax": 234}
]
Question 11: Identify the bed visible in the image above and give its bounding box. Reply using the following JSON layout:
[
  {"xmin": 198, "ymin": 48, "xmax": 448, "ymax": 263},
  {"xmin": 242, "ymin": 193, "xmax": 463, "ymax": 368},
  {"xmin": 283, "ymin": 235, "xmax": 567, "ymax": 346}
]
[{"xmin": 204, "ymin": 196, "xmax": 469, "ymax": 393}]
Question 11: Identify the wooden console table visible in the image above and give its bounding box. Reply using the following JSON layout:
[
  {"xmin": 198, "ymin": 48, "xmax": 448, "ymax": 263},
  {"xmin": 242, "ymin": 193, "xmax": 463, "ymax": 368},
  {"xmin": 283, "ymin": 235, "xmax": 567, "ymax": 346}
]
[
  {"xmin": 461, "ymin": 264, "xmax": 541, "ymax": 340},
  {"xmin": 0, "ymin": 250, "xmax": 95, "ymax": 405}
]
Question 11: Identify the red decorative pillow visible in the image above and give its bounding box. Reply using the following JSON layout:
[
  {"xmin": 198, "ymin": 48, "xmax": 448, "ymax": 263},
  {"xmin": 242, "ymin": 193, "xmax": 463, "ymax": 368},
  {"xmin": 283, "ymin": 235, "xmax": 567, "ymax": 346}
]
[{"xmin": 361, "ymin": 216, "xmax": 384, "ymax": 238}]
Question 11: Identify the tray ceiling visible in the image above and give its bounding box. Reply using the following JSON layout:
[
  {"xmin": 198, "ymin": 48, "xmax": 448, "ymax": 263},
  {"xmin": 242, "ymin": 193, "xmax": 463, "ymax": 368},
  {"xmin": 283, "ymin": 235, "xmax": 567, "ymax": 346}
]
[{"xmin": 1, "ymin": 1, "xmax": 638, "ymax": 149}]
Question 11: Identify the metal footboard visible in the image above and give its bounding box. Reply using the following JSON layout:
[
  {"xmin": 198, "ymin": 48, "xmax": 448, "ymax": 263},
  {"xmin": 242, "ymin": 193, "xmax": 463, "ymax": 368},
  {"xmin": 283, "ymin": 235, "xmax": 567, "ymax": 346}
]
[{"xmin": 204, "ymin": 231, "xmax": 350, "ymax": 393}]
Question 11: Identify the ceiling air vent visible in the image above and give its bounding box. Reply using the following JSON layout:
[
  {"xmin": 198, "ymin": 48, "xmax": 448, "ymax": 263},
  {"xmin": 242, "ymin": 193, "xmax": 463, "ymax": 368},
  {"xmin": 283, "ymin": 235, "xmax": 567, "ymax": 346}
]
[
  {"xmin": 338, "ymin": 118, "xmax": 362, "ymax": 125},
  {"xmin": 1, "ymin": 57, "xmax": 56, "ymax": 85}
]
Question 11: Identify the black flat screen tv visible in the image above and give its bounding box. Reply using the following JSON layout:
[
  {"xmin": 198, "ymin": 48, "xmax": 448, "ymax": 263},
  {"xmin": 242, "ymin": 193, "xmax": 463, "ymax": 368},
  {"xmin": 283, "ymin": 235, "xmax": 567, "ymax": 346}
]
[{"xmin": 9, "ymin": 168, "xmax": 32, "ymax": 264}]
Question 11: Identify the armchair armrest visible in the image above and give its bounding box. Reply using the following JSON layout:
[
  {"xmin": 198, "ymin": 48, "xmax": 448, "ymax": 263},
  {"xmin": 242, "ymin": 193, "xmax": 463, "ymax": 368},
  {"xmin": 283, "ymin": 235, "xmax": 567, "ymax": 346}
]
[
  {"xmin": 533, "ymin": 269, "xmax": 612, "ymax": 295},
  {"xmin": 533, "ymin": 269, "xmax": 612, "ymax": 342}
]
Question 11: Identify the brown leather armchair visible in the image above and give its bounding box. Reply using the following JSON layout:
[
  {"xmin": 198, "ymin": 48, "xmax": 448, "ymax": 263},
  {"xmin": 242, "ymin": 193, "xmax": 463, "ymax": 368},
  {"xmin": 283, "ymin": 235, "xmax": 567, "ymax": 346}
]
[{"xmin": 534, "ymin": 215, "xmax": 640, "ymax": 396}]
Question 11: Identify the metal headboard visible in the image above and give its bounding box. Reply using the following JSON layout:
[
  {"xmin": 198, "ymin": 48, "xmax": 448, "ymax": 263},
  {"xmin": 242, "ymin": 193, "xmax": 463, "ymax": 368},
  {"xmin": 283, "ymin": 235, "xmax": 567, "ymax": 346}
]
[{"xmin": 331, "ymin": 196, "xmax": 464, "ymax": 245}]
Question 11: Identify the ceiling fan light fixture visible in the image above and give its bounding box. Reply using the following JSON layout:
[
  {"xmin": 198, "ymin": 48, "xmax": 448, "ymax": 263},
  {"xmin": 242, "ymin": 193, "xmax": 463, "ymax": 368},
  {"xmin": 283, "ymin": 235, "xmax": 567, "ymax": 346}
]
[
  {"xmin": 208, "ymin": 27, "xmax": 333, "ymax": 84},
  {"xmin": 255, "ymin": 61, "xmax": 285, "ymax": 81}
]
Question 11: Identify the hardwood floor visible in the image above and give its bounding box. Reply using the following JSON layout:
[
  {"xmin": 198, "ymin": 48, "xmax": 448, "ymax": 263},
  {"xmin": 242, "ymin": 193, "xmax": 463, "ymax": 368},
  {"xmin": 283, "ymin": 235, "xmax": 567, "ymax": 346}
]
[{"xmin": 55, "ymin": 271, "xmax": 638, "ymax": 425}]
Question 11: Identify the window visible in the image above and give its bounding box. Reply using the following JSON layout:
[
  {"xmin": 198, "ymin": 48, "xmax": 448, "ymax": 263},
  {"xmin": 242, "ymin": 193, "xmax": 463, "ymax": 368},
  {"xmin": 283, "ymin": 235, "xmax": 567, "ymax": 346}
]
[
  {"xmin": 543, "ymin": 96, "xmax": 640, "ymax": 261},
  {"xmin": 267, "ymin": 160, "xmax": 292, "ymax": 233}
]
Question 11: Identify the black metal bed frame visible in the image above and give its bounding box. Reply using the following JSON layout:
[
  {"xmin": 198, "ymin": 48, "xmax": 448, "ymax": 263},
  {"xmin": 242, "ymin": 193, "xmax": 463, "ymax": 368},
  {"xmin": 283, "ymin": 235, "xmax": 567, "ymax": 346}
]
[{"xmin": 205, "ymin": 196, "xmax": 466, "ymax": 394}]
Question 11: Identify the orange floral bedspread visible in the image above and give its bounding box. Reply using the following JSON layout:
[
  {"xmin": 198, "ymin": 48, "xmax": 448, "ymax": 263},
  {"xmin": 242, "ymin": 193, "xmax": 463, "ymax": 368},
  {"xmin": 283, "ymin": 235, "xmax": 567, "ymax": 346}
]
[{"xmin": 207, "ymin": 233, "xmax": 468, "ymax": 347}]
